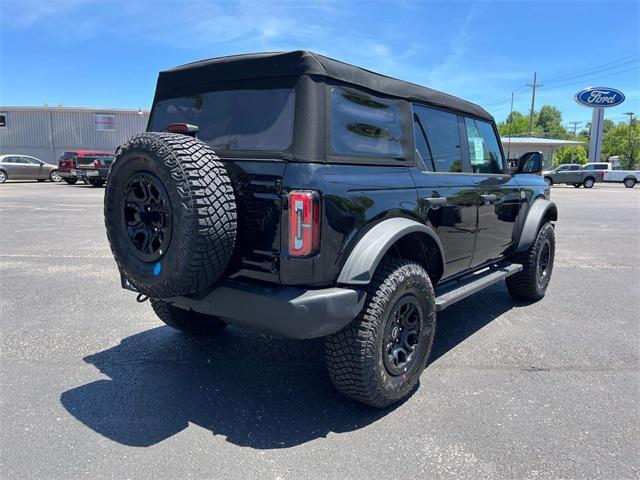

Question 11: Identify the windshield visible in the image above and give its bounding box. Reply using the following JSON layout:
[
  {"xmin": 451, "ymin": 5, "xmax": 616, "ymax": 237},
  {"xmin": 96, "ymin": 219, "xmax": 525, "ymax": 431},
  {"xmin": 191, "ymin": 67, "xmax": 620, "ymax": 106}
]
[{"xmin": 149, "ymin": 89, "xmax": 295, "ymax": 152}]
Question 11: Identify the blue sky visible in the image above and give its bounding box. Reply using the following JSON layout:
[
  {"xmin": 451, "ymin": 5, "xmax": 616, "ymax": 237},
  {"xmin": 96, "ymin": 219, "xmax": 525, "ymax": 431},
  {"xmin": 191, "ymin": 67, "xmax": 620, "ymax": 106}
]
[{"xmin": 1, "ymin": 0, "xmax": 638, "ymax": 128}]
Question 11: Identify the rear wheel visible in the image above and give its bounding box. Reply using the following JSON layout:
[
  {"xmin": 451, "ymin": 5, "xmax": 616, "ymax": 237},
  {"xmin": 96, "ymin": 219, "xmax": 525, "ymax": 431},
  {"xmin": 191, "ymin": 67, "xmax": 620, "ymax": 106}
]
[
  {"xmin": 325, "ymin": 258, "xmax": 436, "ymax": 408},
  {"xmin": 573, "ymin": 183, "xmax": 581, "ymax": 188},
  {"xmin": 49, "ymin": 171, "xmax": 62, "ymax": 182},
  {"xmin": 624, "ymin": 178, "xmax": 636, "ymax": 188},
  {"xmin": 583, "ymin": 177, "xmax": 595, "ymax": 188},
  {"xmin": 88, "ymin": 179, "xmax": 105, "ymax": 187},
  {"xmin": 506, "ymin": 222, "xmax": 555, "ymax": 301},
  {"xmin": 150, "ymin": 299, "xmax": 226, "ymax": 335},
  {"xmin": 64, "ymin": 178, "xmax": 77, "ymax": 185}
]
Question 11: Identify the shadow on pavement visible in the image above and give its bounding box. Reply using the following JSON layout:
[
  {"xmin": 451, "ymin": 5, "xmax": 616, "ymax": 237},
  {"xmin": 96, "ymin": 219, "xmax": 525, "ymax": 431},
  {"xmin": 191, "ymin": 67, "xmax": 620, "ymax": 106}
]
[{"xmin": 61, "ymin": 283, "xmax": 516, "ymax": 448}]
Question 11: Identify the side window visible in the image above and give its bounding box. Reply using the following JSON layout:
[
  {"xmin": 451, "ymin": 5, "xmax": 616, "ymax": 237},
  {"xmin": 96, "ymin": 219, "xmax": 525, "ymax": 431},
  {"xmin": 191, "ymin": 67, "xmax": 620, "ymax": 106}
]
[
  {"xmin": 557, "ymin": 165, "xmax": 568, "ymax": 172},
  {"xmin": 569, "ymin": 165, "xmax": 580, "ymax": 171},
  {"xmin": 414, "ymin": 105, "xmax": 462, "ymax": 172},
  {"xmin": 464, "ymin": 117, "xmax": 504, "ymax": 174},
  {"xmin": 413, "ymin": 113, "xmax": 434, "ymax": 171},
  {"xmin": 331, "ymin": 87, "xmax": 404, "ymax": 158}
]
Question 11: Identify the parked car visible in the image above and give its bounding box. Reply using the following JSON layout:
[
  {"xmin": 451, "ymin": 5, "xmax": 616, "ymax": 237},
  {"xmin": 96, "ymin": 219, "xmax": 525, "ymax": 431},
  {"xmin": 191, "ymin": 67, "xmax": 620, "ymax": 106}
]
[
  {"xmin": 581, "ymin": 162, "xmax": 640, "ymax": 188},
  {"xmin": 57, "ymin": 150, "xmax": 114, "ymax": 185},
  {"xmin": 0, "ymin": 154, "xmax": 61, "ymax": 183},
  {"xmin": 103, "ymin": 51, "xmax": 557, "ymax": 408},
  {"xmin": 542, "ymin": 163, "xmax": 604, "ymax": 188},
  {"xmin": 75, "ymin": 152, "xmax": 115, "ymax": 187}
]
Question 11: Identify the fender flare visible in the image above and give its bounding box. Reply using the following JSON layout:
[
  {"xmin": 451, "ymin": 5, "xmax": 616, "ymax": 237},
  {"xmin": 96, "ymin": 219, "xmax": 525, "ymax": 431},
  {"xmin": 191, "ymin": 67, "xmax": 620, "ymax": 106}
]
[
  {"xmin": 515, "ymin": 199, "xmax": 558, "ymax": 253},
  {"xmin": 337, "ymin": 217, "xmax": 445, "ymax": 285}
]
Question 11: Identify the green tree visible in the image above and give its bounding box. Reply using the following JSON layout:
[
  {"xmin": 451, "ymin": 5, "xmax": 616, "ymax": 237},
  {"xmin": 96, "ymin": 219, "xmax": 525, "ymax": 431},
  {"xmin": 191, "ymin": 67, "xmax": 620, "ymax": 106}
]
[
  {"xmin": 498, "ymin": 110, "xmax": 540, "ymax": 136},
  {"xmin": 602, "ymin": 120, "xmax": 640, "ymax": 168},
  {"xmin": 537, "ymin": 105, "xmax": 566, "ymax": 135},
  {"xmin": 554, "ymin": 145, "xmax": 587, "ymax": 165}
]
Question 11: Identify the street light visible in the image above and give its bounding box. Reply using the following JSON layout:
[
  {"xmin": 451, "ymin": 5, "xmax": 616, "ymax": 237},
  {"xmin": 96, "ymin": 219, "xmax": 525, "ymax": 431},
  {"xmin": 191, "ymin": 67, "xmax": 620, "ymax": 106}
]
[{"xmin": 624, "ymin": 112, "xmax": 635, "ymax": 167}]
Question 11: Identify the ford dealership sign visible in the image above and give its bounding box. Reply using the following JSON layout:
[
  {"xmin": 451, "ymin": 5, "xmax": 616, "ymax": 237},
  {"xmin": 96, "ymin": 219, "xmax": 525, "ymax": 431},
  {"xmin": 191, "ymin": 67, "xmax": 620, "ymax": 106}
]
[{"xmin": 574, "ymin": 87, "xmax": 625, "ymax": 108}]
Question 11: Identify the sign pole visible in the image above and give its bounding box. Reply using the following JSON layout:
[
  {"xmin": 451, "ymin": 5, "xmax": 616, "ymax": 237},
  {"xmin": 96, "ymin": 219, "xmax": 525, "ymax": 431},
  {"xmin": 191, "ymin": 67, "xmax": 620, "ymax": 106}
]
[{"xmin": 588, "ymin": 107, "xmax": 605, "ymax": 163}]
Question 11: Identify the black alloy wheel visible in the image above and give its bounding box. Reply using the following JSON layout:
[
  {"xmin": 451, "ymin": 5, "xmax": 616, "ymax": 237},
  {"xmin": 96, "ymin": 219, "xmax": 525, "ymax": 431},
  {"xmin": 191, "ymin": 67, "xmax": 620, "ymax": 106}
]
[
  {"xmin": 382, "ymin": 295, "xmax": 423, "ymax": 376},
  {"xmin": 122, "ymin": 172, "xmax": 173, "ymax": 263}
]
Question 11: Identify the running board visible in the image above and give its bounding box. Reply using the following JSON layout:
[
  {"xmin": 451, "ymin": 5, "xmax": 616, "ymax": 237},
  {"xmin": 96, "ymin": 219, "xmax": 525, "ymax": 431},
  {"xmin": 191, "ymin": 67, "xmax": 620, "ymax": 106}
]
[{"xmin": 435, "ymin": 263, "xmax": 523, "ymax": 311}]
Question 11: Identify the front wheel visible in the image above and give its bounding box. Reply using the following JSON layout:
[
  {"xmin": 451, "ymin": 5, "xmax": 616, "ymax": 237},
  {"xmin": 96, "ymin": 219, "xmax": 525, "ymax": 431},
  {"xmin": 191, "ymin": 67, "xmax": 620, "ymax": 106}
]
[
  {"xmin": 0, "ymin": 170, "xmax": 6, "ymax": 183},
  {"xmin": 49, "ymin": 171, "xmax": 62, "ymax": 182},
  {"xmin": 506, "ymin": 222, "xmax": 555, "ymax": 301},
  {"xmin": 544, "ymin": 177, "xmax": 553, "ymax": 186},
  {"xmin": 583, "ymin": 177, "xmax": 595, "ymax": 189},
  {"xmin": 325, "ymin": 258, "xmax": 436, "ymax": 408},
  {"xmin": 150, "ymin": 299, "xmax": 226, "ymax": 335},
  {"xmin": 624, "ymin": 178, "xmax": 636, "ymax": 188}
]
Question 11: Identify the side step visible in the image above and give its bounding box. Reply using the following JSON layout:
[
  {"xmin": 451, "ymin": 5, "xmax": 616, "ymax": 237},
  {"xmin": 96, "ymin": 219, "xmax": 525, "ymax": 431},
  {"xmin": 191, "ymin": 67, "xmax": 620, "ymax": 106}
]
[{"xmin": 435, "ymin": 263, "xmax": 523, "ymax": 311}]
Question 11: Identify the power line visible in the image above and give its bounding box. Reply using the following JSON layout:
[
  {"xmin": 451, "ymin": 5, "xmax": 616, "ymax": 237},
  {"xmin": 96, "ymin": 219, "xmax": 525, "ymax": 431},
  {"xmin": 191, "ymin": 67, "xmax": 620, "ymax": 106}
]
[{"xmin": 543, "ymin": 54, "xmax": 639, "ymax": 84}]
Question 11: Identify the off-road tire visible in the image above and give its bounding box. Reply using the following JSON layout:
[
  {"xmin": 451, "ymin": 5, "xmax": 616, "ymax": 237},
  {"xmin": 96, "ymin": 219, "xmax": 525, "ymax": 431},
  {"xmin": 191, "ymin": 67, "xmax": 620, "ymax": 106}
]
[
  {"xmin": 150, "ymin": 299, "xmax": 226, "ymax": 335},
  {"xmin": 624, "ymin": 178, "xmax": 636, "ymax": 188},
  {"xmin": 506, "ymin": 222, "xmax": 555, "ymax": 301},
  {"xmin": 325, "ymin": 258, "xmax": 436, "ymax": 408},
  {"xmin": 104, "ymin": 132, "xmax": 237, "ymax": 298},
  {"xmin": 88, "ymin": 179, "xmax": 105, "ymax": 187},
  {"xmin": 64, "ymin": 178, "xmax": 77, "ymax": 185},
  {"xmin": 583, "ymin": 177, "xmax": 595, "ymax": 188}
]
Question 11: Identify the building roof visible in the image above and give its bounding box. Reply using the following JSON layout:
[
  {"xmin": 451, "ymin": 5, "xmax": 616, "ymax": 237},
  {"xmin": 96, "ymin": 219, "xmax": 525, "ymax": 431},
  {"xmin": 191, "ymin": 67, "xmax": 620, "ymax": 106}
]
[
  {"xmin": 0, "ymin": 106, "xmax": 149, "ymax": 114},
  {"xmin": 157, "ymin": 50, "xmax": 493, "ymax": 121},
  {"xmin": 500, "ymin": 136, "xmax": 585, "ymax": 145}
]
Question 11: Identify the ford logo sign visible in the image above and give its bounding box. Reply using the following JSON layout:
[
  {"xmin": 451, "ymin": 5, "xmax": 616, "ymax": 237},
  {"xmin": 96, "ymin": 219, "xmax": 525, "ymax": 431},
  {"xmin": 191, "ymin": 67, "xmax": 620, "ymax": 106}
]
[{"xmin": 574, "ymin": 87, "xmax": 625, "ymax": 108}]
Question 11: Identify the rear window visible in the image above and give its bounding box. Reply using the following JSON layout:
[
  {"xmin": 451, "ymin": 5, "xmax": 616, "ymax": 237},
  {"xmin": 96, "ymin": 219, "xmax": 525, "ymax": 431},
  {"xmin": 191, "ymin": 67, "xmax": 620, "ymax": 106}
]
[
  {"xmin": 149, "ymin": 89, "xmax": 295, "ymax": 152},
  {"xmin": 59, "ymin": 152, "xmax": 76, "ymax": 160},
  {"xmin": 331, "ymin": 87, "xmax": 404, "ymax": 158}
]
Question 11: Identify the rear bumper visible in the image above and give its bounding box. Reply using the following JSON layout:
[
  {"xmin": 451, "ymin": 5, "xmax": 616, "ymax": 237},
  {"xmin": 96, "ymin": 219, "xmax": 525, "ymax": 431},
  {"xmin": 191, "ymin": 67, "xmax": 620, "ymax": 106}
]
[
  {"xmin": 164, "ymin": 280, "xmax": 365, "ymax": 339},
  {"xmin": 78, "ymin": 168, "xmax": 109, "ymax": 179},
  {"xmin": 58, "ymin": 171, "xmax": 76, "ymax": 179}
]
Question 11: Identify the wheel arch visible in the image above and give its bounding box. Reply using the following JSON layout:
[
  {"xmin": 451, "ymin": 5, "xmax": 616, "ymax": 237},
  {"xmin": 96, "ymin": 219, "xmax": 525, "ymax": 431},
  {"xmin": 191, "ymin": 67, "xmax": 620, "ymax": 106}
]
[
  {"xmin": 337, "ymin": 217, "xmax": 445, "ymax": 286},
  {"xmin": 514, "ymin": 199, "xmax": 557, "ymax": 253}
]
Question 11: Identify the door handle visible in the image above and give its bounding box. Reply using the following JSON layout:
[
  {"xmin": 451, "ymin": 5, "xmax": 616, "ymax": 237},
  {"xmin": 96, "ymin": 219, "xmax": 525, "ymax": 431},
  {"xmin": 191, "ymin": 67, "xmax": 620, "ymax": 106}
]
[
  {"xmin": 480, "ymin": 194, "xmax": 498, "ymax": 204},
  {"xmin": 425, "ymin": 196, "xmax": 448, "ymax": 207}
]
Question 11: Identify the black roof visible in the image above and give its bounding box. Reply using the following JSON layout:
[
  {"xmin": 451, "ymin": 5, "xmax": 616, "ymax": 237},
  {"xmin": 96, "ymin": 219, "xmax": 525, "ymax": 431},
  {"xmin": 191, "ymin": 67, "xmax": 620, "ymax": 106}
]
[{"xmin": 157, "ymin": 50, "xmax": 493, "ymax": 121}]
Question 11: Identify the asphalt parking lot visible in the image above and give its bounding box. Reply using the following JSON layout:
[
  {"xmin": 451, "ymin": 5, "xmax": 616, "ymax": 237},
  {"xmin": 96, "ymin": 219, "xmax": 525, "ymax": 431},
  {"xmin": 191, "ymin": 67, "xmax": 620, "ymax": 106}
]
[{"xmin": 1, "ymin": 181, "xmax": 638, "ymax": 479}]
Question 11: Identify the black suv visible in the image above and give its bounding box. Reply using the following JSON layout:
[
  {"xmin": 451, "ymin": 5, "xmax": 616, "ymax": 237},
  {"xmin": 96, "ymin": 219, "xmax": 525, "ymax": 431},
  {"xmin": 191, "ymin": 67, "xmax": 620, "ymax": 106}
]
[{"xmin": 104, "ymin": 51, "xmax": 557, "ymax": 407}]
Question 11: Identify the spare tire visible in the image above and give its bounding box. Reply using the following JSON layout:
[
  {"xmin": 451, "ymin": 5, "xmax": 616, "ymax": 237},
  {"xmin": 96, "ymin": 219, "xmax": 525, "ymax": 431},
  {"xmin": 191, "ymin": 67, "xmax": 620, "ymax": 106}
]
[{"xmin": 104, "ymin": 132, "xmax": 237, "ymax": 297}]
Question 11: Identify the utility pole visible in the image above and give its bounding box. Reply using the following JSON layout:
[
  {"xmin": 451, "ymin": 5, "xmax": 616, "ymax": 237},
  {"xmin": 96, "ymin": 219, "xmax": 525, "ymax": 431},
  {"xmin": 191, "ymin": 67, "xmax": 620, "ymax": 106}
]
[
  {"xmin": 527, "ymin": 72, "xmax": 543, "ymax": 134},
  {"xmin": 624, "ymin": 112, "xmax": 635, "ymax": 167},
  {"xmin": 567, "ymin": 121, "xmax": 582, "ymax": 163}
]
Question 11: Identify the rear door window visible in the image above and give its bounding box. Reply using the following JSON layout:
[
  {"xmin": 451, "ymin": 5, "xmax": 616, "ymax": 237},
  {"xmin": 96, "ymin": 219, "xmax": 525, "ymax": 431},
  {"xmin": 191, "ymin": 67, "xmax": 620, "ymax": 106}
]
[
  {"xmin": 149, "ymin": 89, "xmax": 295, "ymax": 152},
  {"xmin": 331, "ymin": 87, "xmax": 404, "ymax": 158},
  {"xmin": 413, "ymin": 105, "xmax": 463, "ymax": 172}
]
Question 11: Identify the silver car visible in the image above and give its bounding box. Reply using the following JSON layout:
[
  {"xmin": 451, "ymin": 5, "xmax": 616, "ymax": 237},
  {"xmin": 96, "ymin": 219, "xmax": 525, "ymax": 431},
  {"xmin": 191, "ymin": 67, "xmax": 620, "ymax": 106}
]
[{"xmin": 0, "ymin": 155, "xmax": 61, "ymax": 183}]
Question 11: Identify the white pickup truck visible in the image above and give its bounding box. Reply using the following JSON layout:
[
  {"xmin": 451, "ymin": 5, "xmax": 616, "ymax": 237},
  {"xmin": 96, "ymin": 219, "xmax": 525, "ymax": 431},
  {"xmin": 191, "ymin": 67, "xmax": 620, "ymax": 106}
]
[{"xmin": 582, "ymin": 162, "xmax": 640, "ymax": 188}]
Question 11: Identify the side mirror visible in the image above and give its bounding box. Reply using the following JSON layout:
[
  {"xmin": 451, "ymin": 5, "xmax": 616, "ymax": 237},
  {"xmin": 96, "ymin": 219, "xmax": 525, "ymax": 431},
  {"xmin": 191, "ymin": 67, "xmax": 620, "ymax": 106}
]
[{"xmin": 515, "ymin": 151, "xmax": 543, "ymax": 175}]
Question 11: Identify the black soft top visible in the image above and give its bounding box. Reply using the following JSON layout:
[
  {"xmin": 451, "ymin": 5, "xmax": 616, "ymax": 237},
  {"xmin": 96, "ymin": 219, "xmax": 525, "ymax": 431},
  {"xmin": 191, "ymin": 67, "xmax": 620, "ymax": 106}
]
[{"xmin": 156, "ymin": 50, "xmax": 493, "ymax": 121}]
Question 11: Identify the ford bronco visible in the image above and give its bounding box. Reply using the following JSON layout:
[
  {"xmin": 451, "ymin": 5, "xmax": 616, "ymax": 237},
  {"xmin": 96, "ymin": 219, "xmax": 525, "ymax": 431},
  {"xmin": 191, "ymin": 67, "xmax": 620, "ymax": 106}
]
[{"xmin": 104, "ymin": 51, "xmax": 557, "ymax": 407}]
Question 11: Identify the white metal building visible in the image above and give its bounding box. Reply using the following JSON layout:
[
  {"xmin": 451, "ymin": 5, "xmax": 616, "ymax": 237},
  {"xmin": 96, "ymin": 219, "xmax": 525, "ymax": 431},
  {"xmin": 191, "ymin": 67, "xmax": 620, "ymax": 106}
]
[
  {"xmin": 0, "ymin": 106, "xmax": 150, "ymax": 164},
  {"xmin": 500, "ymin": 136, "xmax": 585, "ymax": 168}
]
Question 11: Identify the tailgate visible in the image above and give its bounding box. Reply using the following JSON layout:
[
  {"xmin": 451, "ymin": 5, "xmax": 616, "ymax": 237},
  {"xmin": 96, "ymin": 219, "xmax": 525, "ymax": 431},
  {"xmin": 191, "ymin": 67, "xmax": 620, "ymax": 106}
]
[{"xmin": 76, "ymin": 154, "xmax": 115, "ymax": 169}]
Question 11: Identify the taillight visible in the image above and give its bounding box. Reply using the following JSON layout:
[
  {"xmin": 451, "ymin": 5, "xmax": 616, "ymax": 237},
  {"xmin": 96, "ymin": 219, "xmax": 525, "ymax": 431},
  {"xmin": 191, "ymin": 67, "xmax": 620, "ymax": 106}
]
[
  {"xmin": 288, "ymin": 191, "xmax": 320, "ymax": 257},
  {"xmin": 94, "ymin": 160, "xmax": 101, "ymax": 168}
]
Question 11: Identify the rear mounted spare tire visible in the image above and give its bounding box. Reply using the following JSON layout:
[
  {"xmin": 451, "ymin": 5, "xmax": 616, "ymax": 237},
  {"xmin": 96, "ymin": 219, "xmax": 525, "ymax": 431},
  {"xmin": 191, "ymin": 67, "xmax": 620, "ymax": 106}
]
[{"xmin": 104, "ymin": 132, "xmax": 237, "ymax": 297}]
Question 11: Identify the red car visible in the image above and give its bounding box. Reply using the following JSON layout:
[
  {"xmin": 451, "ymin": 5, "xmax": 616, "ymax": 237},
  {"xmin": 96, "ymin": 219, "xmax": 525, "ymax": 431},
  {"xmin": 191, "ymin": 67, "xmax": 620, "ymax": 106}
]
[{"xmin": 57, "ymin": 150, "xmax": 115, "ymax": 185}]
